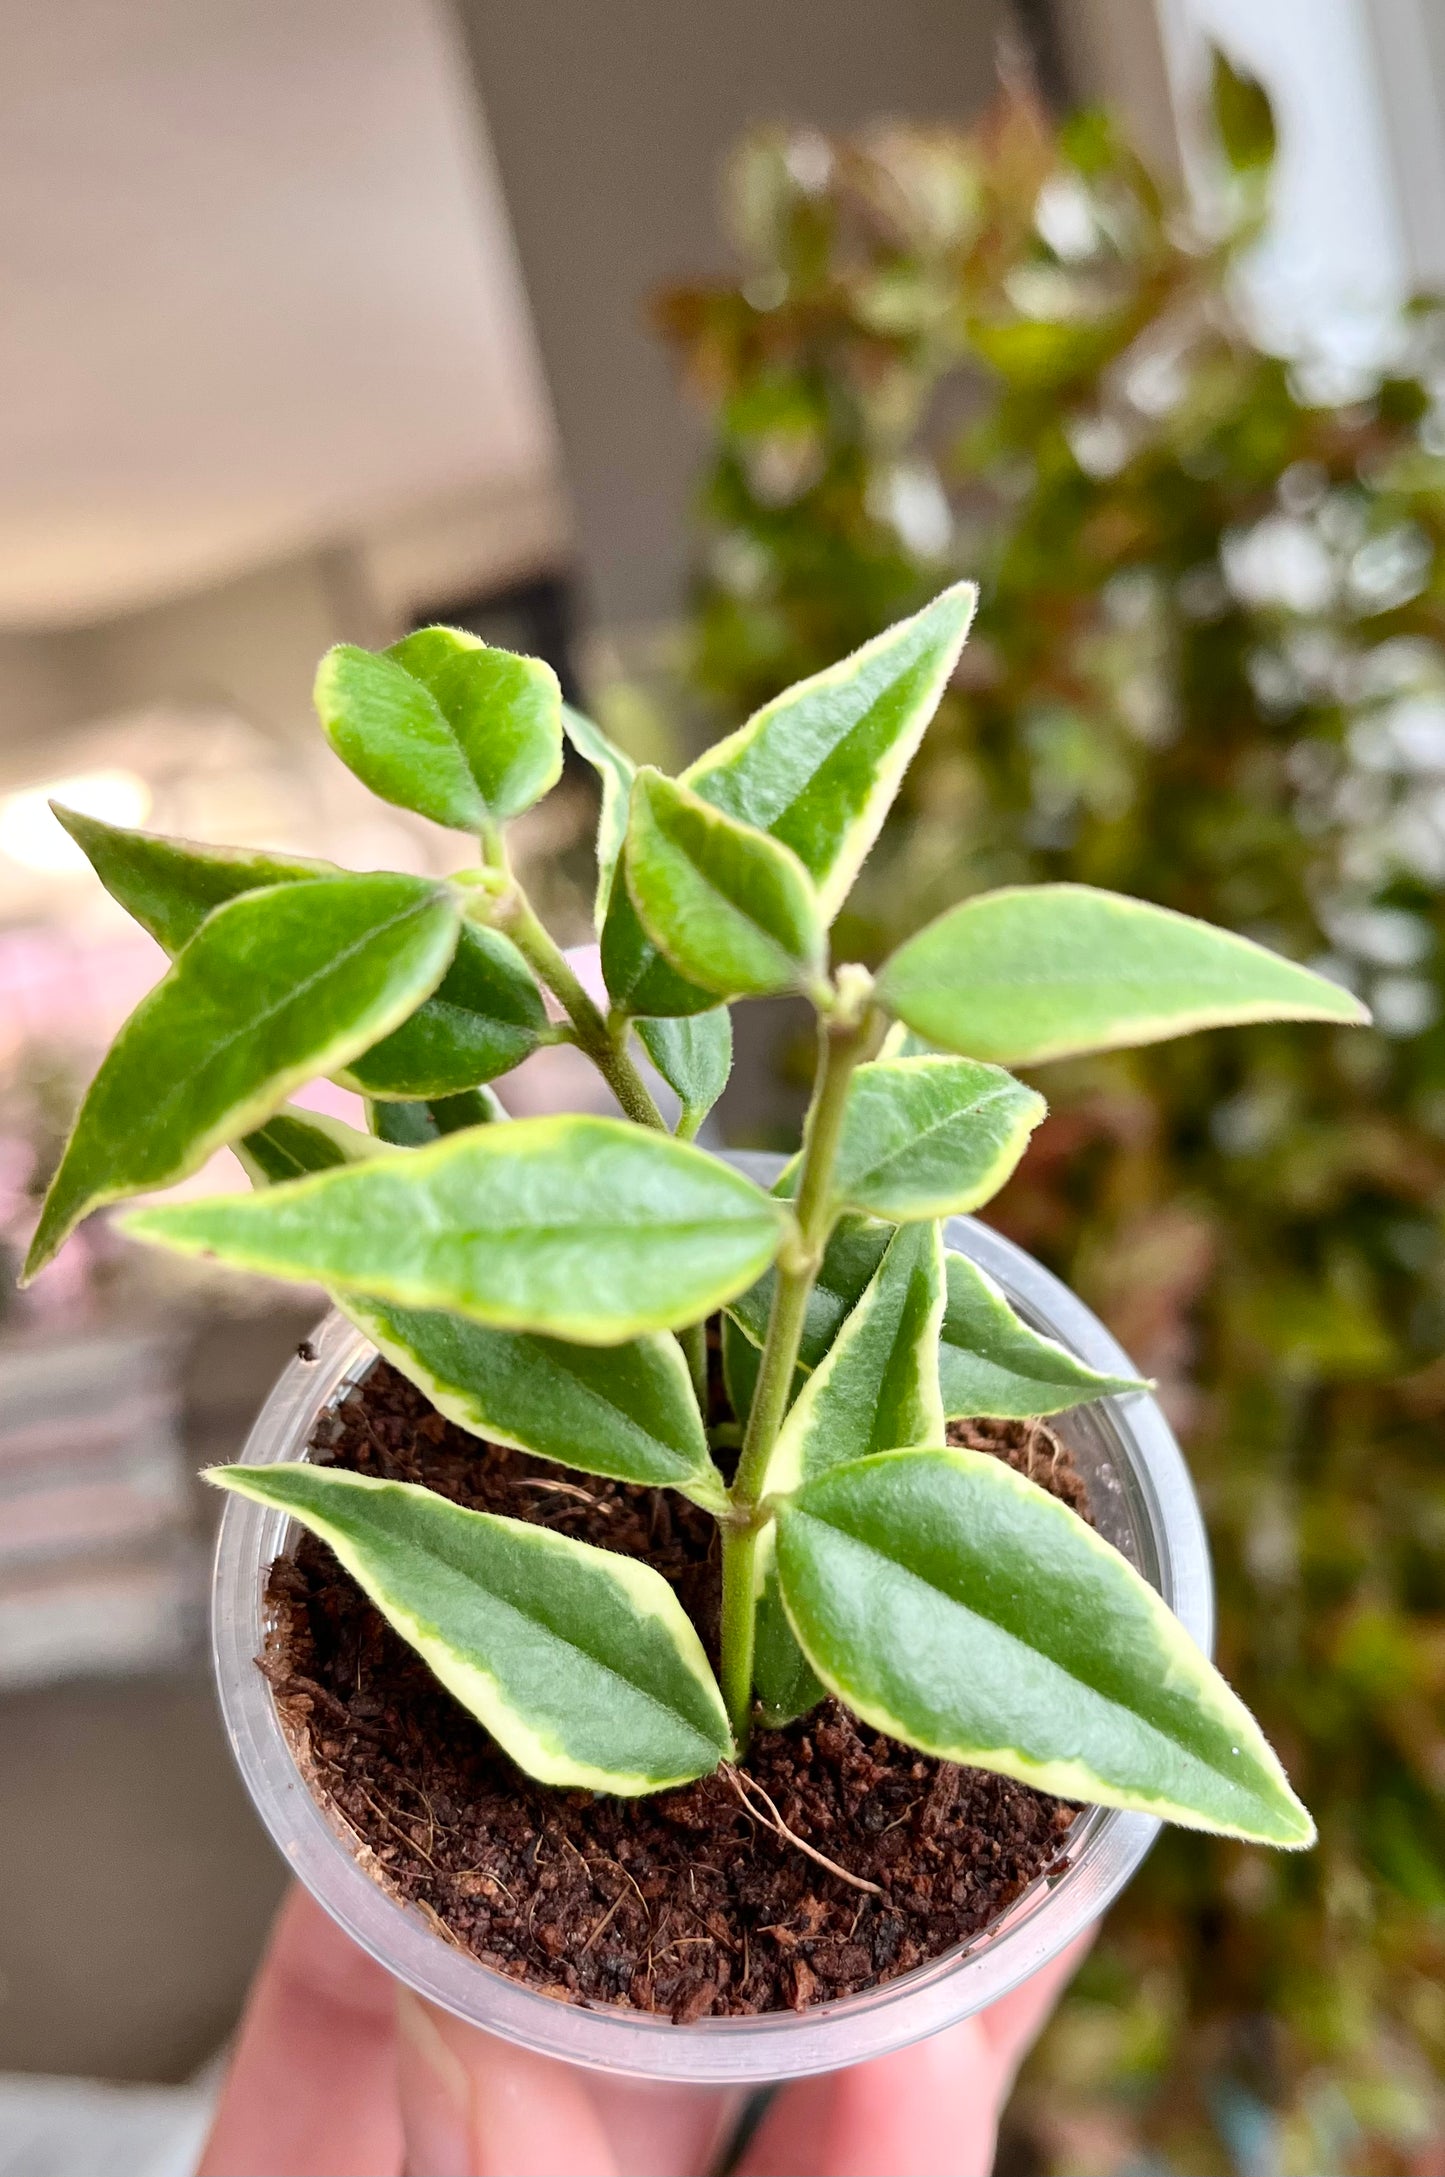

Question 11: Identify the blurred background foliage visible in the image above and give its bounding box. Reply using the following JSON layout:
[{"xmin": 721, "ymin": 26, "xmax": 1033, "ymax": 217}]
[{"xmin": 656, "ymin": 52, "xmax": 1445, "ymax": 2177}]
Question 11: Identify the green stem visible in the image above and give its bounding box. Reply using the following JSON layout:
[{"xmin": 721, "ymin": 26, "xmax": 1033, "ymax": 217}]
[
  {"xmin": 719, "ymin": 1524, "xmax": 761, "ymax": 1743},
  {"xmin": 494, "ymin": 884, "xmax": 666, "ymax": 1132},
  {"xmin": 681, "ymin": 1320, "xmax": 709, "ymax": 1407},
  {"xmin": 719, "ymin": 994, "xmax": 881, "ymax": 1748}
]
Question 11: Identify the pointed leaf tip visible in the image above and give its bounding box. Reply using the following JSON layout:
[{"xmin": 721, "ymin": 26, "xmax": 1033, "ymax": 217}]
[
  {"xmin": 775, "ymin": 1448, "xmax": 1315, "ymax": 1848},
  {"xmin": 123, "ymin": 1115, "xmax": 785, "ymax": 1342},
  {"xmin": 209, "ymin": 1462, "xmax": 731, "ymax": 1791},
  {"xmin": 878, "ymin": 884, "xmax": 1370, "ymax": 1066}
]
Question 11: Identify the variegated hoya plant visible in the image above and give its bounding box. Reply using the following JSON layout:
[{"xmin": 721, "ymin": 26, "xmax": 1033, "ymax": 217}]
[{"xmin": 24, "ymin": 585, "xmax": 1366, "ymax": 1847}]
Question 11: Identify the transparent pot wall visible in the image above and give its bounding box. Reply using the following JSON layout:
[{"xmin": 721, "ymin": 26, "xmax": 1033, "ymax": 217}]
[{"xmin": 212, "ymin": 1185, "xmax": 1212, "ymax": 2085}]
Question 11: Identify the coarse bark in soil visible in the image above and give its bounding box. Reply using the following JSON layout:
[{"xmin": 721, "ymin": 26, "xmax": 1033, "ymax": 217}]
[{"xmin": 262, "ymin": 1357, "xmax": 1091, "ymax": 2020}]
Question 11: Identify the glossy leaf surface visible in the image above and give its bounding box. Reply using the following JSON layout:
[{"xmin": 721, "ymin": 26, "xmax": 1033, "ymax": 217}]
[
  {"xmin": 52, "ymin": 806, "xmax": 335, "ymax": 954},
  {"xmin": 563, "ymin": 704, "xmax": 635, "ymax": 928},
  {"xmin": 940, "ymin": 1252, "xmax": 1148, "ymax": 1418},
  {"xmin": 763, "ymin": 1222, "xmax": 944, "ymax": 1494},
  {"xmin": 340, "ymin": 922, "xmax": 546, "ymax": 1098},
  {"xmin": 637, "ymin": 1009, "xmax": 733, "ymax": 1136},
  {"xmin": 211, "ymin": 1464, "xmax": 731, "ymax": 1791},
  {"xmin": 625, "ymin": 770, "xmax": 825, "ymax": 999},
  {"xmin": 26, "ymin": 874, "xmax": 460, "ymax": 1277},
  {"xmin": 877, "ymin": 885, "xmax": 1368, "ymax": 1066},
  {"xmin": 125, "ymin": 1117, "xmax": 785, "ymax": 1342},
  {"xmin": 342, "ymin": 1295, "xmax": 725, "ymax": 1510},
  {"xmin": 831, "ymin": 1057, "xmax": 1045, "ymax": 1221},
  {"xmin": 775, "ymin": 1448, "xmax": 1314, "ymax": 1844},
  {"xmin": 684, "ymin": 581, "xmax": 976, "ymax": 917}
]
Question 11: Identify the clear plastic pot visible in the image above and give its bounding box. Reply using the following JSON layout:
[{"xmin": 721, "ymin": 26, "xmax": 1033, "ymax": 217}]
[{"xmin": 211, "ymin": 1182, "xmax": 1211, "ymax": 2084}]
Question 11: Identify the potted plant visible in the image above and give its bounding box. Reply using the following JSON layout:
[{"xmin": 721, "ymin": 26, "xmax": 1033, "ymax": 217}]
[{"xmin": 21, "ymin": 585, "xmax": 1366, "ymax": 2078}]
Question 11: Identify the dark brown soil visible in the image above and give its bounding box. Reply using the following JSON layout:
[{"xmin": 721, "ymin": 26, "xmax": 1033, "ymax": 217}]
[{"xmin": 262, "ymin": 1358, "xmax": 1089, "ymax": 2020}]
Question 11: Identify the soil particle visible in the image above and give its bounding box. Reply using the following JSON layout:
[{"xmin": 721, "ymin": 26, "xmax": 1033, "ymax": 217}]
[{"xmin": 263, "ymin": 1360, "xmax": 1090, "ymax": 2019}]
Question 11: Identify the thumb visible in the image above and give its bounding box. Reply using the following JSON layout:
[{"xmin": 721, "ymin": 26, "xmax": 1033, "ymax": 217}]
[{"xmin": 394, "ymin": 1989, "xmax": 617, "ymax": 2177}]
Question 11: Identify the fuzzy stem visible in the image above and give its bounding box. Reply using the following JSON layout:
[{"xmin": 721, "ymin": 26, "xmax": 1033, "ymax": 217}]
[
  {"xmin": 719, "ymin": 1523, "xmax": 761, "ymax": 1743},
  {"xmin": 491, "ymin": 878, "xmax": 666, "ymax": 1132},
  {"xmin": 719, "ymin": 993, "xmax": 881, "ymax": 1749}
]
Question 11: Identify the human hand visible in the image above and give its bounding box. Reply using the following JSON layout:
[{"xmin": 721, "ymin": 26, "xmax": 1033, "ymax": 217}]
[{"xmin": 199, "ymin": 1884, "xmax": 1087, "ymax": 2177}]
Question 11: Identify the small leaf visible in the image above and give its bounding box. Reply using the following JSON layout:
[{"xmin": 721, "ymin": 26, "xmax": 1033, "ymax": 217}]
[
  {"xmin": 124, "ymin": 1115, "xmax": 786, "ymax": 1343},
  {"xmin": 763, "ymin": 1222, "xmax": 944, "ymax": 1495},
  {"xmin": 728, "ymin": 1211, "xmax": 892, "ymax": 1367},
  {"xmin": 684, "ymin": 581, "xmax": 976, "ymax": 918},
  {"xmin": 601, "ymin": 584, "xmax": 976, "ymax": 1014},
  {"xmin": 341, "ymin": 923, "xmax": 547, "ymax": 1099},
  {"xmin": 940, "ymin": 1252, "xmax": 1148, "ymax": 1418},
  {"xmin": 370, "ymin": 1089, "xmax": 505, "ymax": 1145},
  {"xmin": 1211, "ymin": 45, "xmax": 1276, "ymax": 176},
  {"xmin": 563, "ymin": 703, "xmax": 635, "ymax": 929},
  {"xmin": 775, "ymin": 1448, "xmax": 1314, "ymax": 1846},
  {"xmin": 25, "ymin": 874, "xmax": 460, "ymax": 1278},
  {"xmin": 315, "ymin": 630, "xmax": 561, "ymax": 833},
  {"xmin": 638, "ymin": 1009, "xmax": 733, "ymax": 1135},
  {"xmin": 237, "ymin": 1105, "xmax": 396, "ymax": 1186},
  {"xmin": 877, "ymin": 885, "xmax": 1369, "ymax": 1067},
  {"xmin": 343, "ymin": 1296, "xmax": 726, "ymax": 1511},
  {"xmin": 831, "ymin": 1057, "xmax": 1045, "ymax": 1222},
  {"xmin": 315, "ymin": 645, "xmax": 487, "ymax": 832},
  {"xmin": 210, "ymin": 1464, "xmax": 731, "ymax": 1791},
  {"xmin": 52, "ymin": 805, "xmax": 335, "ymax": 954},
  {"xmin": 625, "ymin": 770, "xmax": 825, "ymax": 999},
  {"xmin": 753, "ymin": 1550, "xmax": 824, "ymax": 1727},
  {"xmin": 389, "ymin": 627, "xmax": 562, "ymax": 823}
]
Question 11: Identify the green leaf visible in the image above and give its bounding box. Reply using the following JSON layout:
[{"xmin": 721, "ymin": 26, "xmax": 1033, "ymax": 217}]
[
  {"xmin": 370, "ymin": 1089, "xmax": 505, "ymax": 1145},
  {"xmin": 50, "ymin": 803, "xmax": 529, "ymax": 1104},
  {"xmin": 563, "ymin": 703, "xmax": 635, "ymax": 929},
  {"xmin": 340, "ymin": 923, "xmax": 547, "ymax": 1098},
  {"xmin": 940, "ymin": 1252, "xmax": 1148, "ymax": 1419},
  {"xmin": 684, "ymin": 581, "xmax": 976, "ymax": 918},
  {"xmin": 753, "ymin": 1551, "xmax": 824, "ymax": 1727},
  {"xmin": 123, "ymin": 1116, "xmax": 786, "ymax": 1343},
  {"xmin": 637, "ymin": 1008, "xmax": 733, "ymax": 1135},
  {"xmin": 729, "ymin": 1212, "xmax": 893, "ymax": 1368},
  {"xmin": 1210, "ymin": 45, "xmax": 1276, "ymax": 176},
  {"xmin": 625, "ymin": 770, "xmax": 826, "ymax": 999},
  {"xmin": 721, "ymin": 1311, "xmax": 805, "ymax": 1425},
  {"xmin": 25, "ymin": 874, "xmax": 461, "ymax": 1279},
  {"xmin": 315, "ymin": 630, "xmax": 561, "ymax": 833},
  {"xmin": 877, "ymin": 885, "xmax": 1369, "ymax": 1067},
  {"xmin": 763, "ymin": 1222, "xmax": 944, "ymax": 1495},
  {"xmin": 774, "ymin": 1448, "xmax": 1314, "ymax": 1846},
  {"xmin": 600, "ymin": 881, "xmax": 719, "ymax": 1019},
  {"xmin": 210, "ymin": 1464, "xmax": 731, "ymax": 1791},
  {"xmin": 388, "ymin": 627, "xmax": 562, "ymax": 823},
  {"xmin": 600, "ymin": 583, "xmax": 976, "ymax": 1015},
  {"xmin": 831, "ymin": 1057, "xmax": 1045, "ymax": 1221},
  {"xmin": 51, "ymin": 805, "xmax": 336, "ymax": 954},
  {"xmin": 341, "ymin": 1296, "xmax": 726, "ymax": 1512},
  {"xmin": 237, "ymin": 1105, "xmax": 396, "ymax": 1186}
]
